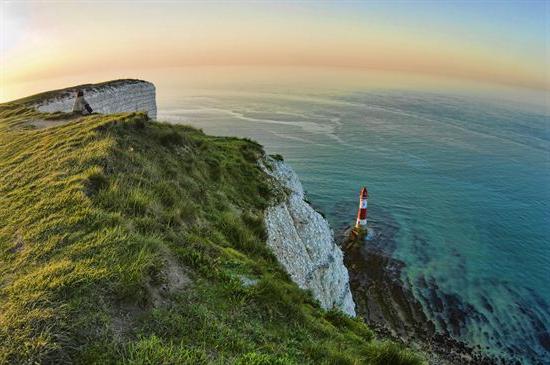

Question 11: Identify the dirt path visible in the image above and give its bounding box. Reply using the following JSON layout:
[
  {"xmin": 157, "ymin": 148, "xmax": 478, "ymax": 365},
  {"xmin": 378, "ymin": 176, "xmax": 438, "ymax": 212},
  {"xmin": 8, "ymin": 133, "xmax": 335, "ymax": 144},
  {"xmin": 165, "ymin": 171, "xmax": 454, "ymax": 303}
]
[
  {"xmin": 23, "ymin": 113, "xmax": 84, "ymax": 130},
  {"xmin": 26, "ymin": 119, "xmax": 72, "ymax": 129}
]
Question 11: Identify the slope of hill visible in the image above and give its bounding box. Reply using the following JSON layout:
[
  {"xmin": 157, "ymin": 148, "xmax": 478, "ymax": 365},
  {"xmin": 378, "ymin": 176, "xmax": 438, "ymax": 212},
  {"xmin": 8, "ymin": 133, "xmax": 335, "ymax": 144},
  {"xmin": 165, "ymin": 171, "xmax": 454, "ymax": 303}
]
[{"xmin": 0, "ymin": 85, "xmax": 424, "ymax": 364}]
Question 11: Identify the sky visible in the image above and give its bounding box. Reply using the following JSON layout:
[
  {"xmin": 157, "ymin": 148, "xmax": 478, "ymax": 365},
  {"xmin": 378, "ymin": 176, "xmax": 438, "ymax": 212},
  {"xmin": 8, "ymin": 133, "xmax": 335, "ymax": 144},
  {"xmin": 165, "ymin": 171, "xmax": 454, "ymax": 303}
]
[{"xmin": 1, "ymin": 1, "xmax": 549, "ymax": 102}]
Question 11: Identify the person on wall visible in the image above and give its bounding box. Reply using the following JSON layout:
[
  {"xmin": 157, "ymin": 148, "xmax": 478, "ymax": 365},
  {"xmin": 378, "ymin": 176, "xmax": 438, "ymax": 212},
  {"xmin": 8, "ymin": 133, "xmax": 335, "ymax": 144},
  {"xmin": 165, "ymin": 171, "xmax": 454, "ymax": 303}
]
[{"xmin": 72, "ymin": 90, "xmax": 93, "ymax": 115}]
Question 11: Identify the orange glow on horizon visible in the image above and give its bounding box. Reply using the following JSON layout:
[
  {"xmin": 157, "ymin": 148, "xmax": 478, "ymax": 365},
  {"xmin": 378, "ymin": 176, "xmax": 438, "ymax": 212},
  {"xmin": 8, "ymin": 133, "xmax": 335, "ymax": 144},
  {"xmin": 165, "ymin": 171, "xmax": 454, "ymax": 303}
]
[{"xmin": 1, "ymin": 1, "xmax": 548, "ymax": 100}]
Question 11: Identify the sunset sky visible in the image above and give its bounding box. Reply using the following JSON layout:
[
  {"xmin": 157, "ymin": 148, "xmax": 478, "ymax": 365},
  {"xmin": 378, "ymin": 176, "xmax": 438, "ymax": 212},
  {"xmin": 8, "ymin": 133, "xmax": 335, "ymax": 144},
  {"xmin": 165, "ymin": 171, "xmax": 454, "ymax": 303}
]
[{"xmin": 1, "ymin": 1, "xmax": 548, "ymax": 102}]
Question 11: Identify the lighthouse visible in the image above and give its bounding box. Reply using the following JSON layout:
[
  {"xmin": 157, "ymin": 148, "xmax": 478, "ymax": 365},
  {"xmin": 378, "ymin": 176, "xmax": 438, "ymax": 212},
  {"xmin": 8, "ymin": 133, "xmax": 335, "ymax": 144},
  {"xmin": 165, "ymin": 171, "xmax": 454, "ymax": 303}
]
[{"xmin": 355, "ymin": 187, "xmax": 368, "ymax": 229}]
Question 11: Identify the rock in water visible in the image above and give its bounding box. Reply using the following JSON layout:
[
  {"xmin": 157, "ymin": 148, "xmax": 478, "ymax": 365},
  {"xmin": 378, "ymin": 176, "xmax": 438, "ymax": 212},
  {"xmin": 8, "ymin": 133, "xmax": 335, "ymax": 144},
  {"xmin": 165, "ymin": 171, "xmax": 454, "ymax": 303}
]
[{"xmin": 263, "ymin": 158, "xmax": 356, "ymax": 316}]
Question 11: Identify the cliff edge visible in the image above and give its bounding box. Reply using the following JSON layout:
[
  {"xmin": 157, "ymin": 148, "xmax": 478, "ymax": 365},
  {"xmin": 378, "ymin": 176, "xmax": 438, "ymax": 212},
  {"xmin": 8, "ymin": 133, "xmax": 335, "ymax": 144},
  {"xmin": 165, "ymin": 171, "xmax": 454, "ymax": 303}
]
[
  {"xmin": 263, "ymin": 158, "xmax": 356, "ymax": 316},
  {"xmin": 25, "ymin": 79, "xmax": 157, "ymax": 120}
]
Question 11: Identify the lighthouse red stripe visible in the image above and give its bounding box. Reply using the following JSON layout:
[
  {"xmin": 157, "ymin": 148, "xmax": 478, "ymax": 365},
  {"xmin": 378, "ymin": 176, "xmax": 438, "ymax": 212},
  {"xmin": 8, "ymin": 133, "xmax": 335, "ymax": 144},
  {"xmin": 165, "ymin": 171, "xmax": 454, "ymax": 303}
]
[{"xmin": 355, "ymin": 186, "xmax": 369, "ymax": 229}]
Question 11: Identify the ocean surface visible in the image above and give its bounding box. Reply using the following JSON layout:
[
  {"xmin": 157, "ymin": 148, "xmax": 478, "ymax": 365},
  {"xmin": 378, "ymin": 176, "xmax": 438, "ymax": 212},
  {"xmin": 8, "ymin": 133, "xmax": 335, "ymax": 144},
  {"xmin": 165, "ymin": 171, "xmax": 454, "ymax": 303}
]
[{"xmin": 159, "ymin": 88, "xmax": 550, "ymax": 363}]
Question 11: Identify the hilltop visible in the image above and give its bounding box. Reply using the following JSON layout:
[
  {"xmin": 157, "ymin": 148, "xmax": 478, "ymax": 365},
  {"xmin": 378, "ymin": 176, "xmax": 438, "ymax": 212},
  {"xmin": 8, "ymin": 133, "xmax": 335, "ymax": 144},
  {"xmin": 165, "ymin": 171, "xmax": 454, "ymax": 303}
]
[{"xmin": 0, "ymin": 81, "xmax": 424, "ymax": 364}]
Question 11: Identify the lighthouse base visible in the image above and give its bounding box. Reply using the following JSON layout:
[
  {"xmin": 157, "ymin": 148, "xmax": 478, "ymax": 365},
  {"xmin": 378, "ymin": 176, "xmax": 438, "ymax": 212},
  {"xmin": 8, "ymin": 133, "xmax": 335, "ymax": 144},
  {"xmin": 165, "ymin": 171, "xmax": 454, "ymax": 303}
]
[
  {"xmin": 344, "ymin": 226, "xmax": 376, "ymax": 249},
  {"xmin": 342, "ymin": 226, "xmax": 368, "ymax": 249},
  {"xmin": 347, "ymin": 225, "xmax": 366, "ymax": 242}
]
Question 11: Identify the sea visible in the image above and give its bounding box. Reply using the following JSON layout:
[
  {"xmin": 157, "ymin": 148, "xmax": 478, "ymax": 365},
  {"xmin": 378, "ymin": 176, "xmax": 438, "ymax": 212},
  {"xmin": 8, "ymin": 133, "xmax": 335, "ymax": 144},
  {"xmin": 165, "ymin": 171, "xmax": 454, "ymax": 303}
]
[{"xmin": 157, "ymin": 79, "xmax": 550, "ymax": 363}]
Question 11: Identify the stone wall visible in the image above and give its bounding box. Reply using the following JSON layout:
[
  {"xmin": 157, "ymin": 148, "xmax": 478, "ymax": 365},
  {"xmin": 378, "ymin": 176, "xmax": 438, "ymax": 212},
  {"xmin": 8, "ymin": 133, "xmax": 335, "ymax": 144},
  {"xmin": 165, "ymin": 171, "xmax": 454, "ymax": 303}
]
[
  {"xmin": 263, "ymin": 158, "xmax": 356, "ymax": 316},
  {"xmin": 34, "ymin": 79, "xmax": 157, "ymax": 120}
]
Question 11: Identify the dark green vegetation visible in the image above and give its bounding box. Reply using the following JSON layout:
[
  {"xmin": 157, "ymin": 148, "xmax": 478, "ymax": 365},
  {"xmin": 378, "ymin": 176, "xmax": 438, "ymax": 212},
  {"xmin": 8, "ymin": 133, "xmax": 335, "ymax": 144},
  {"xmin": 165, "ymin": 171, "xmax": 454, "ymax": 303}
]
[{"xmin": 0, "ymin": 97, "xmax": 425, "ymax": 364}]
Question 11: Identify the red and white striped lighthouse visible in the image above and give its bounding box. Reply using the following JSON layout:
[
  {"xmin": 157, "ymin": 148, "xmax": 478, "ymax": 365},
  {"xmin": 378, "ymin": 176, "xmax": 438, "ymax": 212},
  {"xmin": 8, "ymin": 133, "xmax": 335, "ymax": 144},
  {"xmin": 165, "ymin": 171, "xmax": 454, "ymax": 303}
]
[{"xmin": 355, "ymin": 187, "xmax": 368, "ymax": 229}]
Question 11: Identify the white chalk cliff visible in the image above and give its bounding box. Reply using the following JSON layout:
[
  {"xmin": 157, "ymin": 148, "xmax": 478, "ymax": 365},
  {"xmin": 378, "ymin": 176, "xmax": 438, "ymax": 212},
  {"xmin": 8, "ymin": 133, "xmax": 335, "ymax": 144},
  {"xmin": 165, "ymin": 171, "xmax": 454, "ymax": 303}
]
[
  {"xmin": 263, "ymin": 158, "xmax": 356, "ymax": 316},
  {"xmin": 34, "ymin": 79, "xmax": 157, "ymax": 120}
]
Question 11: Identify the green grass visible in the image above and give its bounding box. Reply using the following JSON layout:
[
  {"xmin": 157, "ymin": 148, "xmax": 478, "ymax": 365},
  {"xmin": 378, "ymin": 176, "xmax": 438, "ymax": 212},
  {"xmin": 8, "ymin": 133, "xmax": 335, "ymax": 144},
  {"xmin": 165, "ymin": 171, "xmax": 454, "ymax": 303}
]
[{"xmin": 0, "ymin": 98, "xmax": 425, "ymax": 364}]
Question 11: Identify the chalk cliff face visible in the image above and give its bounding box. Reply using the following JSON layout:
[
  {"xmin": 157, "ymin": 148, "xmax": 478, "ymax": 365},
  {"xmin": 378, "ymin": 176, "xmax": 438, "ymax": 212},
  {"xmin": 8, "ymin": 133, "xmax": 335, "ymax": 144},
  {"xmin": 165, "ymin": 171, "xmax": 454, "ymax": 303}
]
[
  {"xmin": 34, "ymin": 80, "xmax": 157, "ymax": 120},
  {"xmin": 263, "ymin": 158, "xmax": 356, "ymax": 316}
]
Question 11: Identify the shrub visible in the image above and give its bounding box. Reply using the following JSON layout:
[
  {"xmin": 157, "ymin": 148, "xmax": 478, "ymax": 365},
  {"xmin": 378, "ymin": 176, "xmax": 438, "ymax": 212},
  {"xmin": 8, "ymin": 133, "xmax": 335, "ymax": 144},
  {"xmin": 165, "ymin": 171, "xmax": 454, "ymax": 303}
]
[
  {"xmin": 205, "ymin": 157, "xmax": 221, "ymax": 181},
  {"xmin": 84, "ymin": 168, "xmax": 109, "ymax": 196},
  {"xmin": 324, "ymin": 309, "xmax": 374, "ymax": 341},
  {"xmin": 159, "ymin": 129, "xmax": 184, "ymax": 147}
]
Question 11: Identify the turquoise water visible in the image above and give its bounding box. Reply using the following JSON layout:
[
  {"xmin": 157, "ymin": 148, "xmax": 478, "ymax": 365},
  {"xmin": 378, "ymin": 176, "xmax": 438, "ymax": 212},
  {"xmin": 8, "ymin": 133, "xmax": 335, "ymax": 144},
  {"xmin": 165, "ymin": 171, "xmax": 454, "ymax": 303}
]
[{"xmin": 159, "ymin": 89, "xmax": 550, "ymax": 363}]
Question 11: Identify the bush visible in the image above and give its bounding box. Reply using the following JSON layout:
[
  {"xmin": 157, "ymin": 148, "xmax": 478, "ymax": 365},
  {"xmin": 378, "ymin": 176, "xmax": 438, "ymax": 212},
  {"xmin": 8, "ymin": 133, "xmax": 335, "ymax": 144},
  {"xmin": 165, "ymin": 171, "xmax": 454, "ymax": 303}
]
[
  {"xmin": 217, "ymin": 212, "xmax": 255, "ymax": 251},
  {"xmin": 84, "ymin": 168, "xmax": 109, "ymax": 196},
  {"xmin": 205, "ymin": 157, "xmax": 221, "ymax": 181},
  {"xmin": 323, "ymin": 309, "xmax": 373, "ymax": 341},
  {"xmin": 159, "ymin": 129, "xmax": 184, "ymax": 147}
]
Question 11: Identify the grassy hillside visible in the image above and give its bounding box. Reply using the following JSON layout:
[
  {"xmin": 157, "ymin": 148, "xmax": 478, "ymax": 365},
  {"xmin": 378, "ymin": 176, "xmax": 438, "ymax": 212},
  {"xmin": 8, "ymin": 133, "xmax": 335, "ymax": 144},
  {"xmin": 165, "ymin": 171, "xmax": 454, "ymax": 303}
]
[{"xmin": 0, "ymin": 100, "xmax": 425, "ymax": 364}]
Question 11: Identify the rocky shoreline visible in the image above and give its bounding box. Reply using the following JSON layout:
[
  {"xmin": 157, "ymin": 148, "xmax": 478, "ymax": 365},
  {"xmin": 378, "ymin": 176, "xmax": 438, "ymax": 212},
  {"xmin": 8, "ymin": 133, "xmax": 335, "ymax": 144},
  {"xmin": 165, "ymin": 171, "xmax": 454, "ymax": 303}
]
[{"xmin": 339, "ymin": 224, "xmax": 513, "ymax": 365}]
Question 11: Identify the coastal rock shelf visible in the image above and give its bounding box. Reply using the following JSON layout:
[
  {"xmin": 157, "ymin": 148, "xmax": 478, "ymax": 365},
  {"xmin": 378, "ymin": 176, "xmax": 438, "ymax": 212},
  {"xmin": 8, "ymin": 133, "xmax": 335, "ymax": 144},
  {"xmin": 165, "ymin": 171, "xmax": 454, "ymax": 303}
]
[
  {"xmin": 263, "ymin": 158, "xmax": 356, "ymax": 316},
  {"xmin": 34, "ymin": 79, "xmax": 157, "ymax": 120}
]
